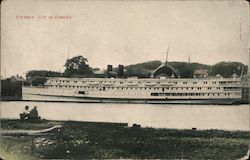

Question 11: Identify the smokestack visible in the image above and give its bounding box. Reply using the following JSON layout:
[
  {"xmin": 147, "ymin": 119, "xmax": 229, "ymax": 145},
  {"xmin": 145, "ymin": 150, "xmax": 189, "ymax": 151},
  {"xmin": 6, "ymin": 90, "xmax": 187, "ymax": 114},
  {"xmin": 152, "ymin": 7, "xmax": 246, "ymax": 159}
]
[
  {"xmin": 117, "ymin": 65, "xmax": 124, "ymax": 78},
  {"xmin": 107, "ymin": 65, "xmax": 113, "ymax": 78}
]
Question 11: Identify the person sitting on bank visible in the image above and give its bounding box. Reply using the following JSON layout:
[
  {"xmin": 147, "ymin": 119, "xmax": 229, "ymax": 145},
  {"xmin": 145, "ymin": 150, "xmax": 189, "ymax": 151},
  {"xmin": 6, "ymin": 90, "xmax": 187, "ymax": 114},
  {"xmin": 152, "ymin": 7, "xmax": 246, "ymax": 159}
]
[
  {"xmin": 28, "ymin": 106, "xmax": 40, "ymax": 120},
  {"xmin": 20, "ymin": 105, "xmax": 30, "ymax": 120}
]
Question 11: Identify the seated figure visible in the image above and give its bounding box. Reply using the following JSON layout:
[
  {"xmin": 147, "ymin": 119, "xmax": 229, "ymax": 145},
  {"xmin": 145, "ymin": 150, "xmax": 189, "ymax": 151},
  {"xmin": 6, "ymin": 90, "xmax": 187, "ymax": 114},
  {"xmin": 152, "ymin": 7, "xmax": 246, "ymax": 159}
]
[
  {"xmin": 20, "ymin": 106, "xmax": 30, "ymax": 120},
  {"xmin": 28, "ymin": 106, "xmax": 40, "ymax": 120}
]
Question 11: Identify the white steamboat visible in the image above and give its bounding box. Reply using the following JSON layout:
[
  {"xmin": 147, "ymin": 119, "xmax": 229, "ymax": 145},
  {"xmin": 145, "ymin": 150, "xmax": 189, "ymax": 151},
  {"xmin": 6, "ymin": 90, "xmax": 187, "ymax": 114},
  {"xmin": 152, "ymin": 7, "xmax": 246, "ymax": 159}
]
[{"xmin": 22, "ymin": 63, "xmax": 243, "ymax": 104}]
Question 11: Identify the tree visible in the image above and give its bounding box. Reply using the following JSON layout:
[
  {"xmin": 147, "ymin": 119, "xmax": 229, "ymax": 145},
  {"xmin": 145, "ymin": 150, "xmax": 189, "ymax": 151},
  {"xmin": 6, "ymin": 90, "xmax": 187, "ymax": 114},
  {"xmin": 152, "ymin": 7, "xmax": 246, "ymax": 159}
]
[
  {"xmin": 64, "ymin": 55, "xmax": 93, "ymax": 77},
  {"xmin": 26, "ymin": 70, "xmax": 61, "ymax": 79},
  {"xmin": 210, "ymin": 62, "xmax": 248, "ymax": 78}
]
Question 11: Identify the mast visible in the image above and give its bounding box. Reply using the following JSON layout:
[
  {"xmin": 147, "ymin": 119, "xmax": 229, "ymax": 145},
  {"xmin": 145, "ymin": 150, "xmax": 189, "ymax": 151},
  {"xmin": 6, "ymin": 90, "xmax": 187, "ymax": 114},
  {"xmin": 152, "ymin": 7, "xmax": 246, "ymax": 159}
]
[
  {"xmin": 240, "ymin": 18, "xmax": 242, "ymax": 41},
  {"xmin": 240, "ymin": 65, "xmax": 244, "ymax": 79},
  {"xmin": 165, "ymin": 46, "xmax": 169, "ymax": 65},
  {"xmin": 67, "ymin": 46, "xmax": 70, "ymax": 60}
]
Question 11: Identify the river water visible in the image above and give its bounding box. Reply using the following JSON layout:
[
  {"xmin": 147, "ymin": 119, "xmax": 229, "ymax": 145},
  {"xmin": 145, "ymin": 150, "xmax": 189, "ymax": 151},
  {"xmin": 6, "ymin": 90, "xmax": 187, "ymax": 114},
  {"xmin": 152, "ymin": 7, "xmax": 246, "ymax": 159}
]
[{"xmin": 0, "ymin": 101, "xmax": 249, "ymax": 131}]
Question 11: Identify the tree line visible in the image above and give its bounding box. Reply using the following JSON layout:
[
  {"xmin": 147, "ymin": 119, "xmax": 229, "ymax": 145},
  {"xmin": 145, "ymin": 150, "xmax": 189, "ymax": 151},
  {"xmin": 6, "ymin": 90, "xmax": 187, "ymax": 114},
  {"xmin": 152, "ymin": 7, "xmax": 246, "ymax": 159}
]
[{"xmin": 26, "ymin": 55, "xmax": 248, "ymax": 80}]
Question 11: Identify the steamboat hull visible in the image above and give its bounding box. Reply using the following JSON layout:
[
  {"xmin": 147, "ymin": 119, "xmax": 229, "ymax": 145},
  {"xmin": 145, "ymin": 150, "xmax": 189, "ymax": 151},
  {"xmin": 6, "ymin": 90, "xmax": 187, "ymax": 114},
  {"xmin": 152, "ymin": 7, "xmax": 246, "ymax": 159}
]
[
  {"xmin": 22, "ymin": 93, "xmax": 242, "ymax": 105},
  {"xmin": 22, "ymin": 76, "xmax": 244, "ymax": 105}
]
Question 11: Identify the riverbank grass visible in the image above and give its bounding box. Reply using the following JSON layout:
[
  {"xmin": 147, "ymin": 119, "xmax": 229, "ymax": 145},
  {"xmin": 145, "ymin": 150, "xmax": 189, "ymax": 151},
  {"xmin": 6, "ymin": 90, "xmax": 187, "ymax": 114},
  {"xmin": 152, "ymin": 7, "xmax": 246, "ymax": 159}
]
[{"xmin": 0, "ymin": 119, "xmax": 249, "ymax": 159}]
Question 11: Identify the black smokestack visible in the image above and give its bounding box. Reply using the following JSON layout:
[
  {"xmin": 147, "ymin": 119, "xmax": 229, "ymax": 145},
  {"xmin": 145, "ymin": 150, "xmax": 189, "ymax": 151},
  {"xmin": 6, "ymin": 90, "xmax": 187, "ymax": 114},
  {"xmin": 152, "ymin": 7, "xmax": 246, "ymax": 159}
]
[
  {"xmin": 107, "ymin": 65, "xmax": 113, "ymax": 78},
  {"xmin": 117, "ymin": 65, "xmax": 124, "ymax": 78}
]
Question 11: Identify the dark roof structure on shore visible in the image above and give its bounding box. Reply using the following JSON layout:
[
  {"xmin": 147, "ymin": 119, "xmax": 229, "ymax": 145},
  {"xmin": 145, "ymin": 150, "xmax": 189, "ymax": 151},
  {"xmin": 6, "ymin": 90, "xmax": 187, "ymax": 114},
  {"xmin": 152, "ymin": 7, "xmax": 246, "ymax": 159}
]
[{"xmin": 10, "ymin": 75, "xmax": 26, "ymax": 83}]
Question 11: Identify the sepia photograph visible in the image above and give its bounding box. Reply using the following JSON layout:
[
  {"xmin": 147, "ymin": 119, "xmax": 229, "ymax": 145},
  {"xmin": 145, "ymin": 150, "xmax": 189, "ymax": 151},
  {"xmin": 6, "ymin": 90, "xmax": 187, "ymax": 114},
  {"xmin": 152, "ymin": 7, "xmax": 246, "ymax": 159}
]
[{"xmin": 0, "ymin": 0, "xmax": 249, "ymax": 159}]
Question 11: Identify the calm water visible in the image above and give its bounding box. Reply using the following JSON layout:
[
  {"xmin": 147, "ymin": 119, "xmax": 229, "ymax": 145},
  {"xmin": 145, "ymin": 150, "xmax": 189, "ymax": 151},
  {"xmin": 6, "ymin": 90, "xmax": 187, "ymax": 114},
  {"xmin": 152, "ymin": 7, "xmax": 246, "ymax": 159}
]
[{"xmin": 0, "ymin": 101, "xmax": 249, "ymax": 131}]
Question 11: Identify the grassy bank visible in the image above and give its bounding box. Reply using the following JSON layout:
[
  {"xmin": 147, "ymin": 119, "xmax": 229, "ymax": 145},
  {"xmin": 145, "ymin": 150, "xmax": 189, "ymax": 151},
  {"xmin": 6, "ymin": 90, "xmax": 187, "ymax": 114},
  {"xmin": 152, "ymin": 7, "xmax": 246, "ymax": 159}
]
[{"xmin": 0, "ymin": 119, "xmax": 249, "ymax": 159}]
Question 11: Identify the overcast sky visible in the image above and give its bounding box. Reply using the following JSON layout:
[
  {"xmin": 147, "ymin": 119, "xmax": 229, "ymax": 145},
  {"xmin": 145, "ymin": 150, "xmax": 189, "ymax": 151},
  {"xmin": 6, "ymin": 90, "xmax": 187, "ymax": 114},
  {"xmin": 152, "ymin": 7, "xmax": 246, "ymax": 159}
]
[{"xmin": 1, "ymin": 0, "xmax": 249, "ymax": 78}]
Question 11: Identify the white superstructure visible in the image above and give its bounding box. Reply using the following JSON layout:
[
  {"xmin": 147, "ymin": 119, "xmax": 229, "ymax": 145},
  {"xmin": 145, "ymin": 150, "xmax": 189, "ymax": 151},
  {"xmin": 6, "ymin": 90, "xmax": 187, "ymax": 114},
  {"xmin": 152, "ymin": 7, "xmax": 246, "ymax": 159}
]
[{"xmin": 22, "ymin": 76, "xmax": 243, "ymax": 104}]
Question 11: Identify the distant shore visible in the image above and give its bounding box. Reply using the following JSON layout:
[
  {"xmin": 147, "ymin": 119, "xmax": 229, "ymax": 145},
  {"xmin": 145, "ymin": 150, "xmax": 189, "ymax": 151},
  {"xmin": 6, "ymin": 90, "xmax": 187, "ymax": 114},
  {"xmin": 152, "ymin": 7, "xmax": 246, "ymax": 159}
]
[{"xmin": 0, "ymin": 119, "xmax": 249, "ymax": 159}]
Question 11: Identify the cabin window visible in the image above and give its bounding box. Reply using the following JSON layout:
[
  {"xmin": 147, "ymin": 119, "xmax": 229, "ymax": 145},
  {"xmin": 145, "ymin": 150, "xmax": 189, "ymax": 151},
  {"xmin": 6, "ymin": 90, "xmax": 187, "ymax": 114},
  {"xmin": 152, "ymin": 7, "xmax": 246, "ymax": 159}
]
[
  {"xmin": 203, "ymin": 82, "xmax": 207, "ymax": 84},
  {"xmin": 193, "ymin": 82, "xmax": 197, "ymax": 84},
  {"xmin": 183, "ymin": 82, "xmax": 187, "ymax": 84},
  {"xmin": 219, "ymin": 81, "xmax": 226, "ymax": 84},
  {"xmin": 78, "ymin": 91, "xmax": 85, "ymax": 94}
]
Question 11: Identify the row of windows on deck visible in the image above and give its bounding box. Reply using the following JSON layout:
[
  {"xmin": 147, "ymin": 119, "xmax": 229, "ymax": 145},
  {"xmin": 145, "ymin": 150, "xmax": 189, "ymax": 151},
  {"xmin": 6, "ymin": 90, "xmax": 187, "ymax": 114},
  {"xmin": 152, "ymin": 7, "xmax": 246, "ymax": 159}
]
[
  {"xmin": 49, "ymin": 85, "xmax": 241, "ymax": 91},
  {"xmin": 151, "ymin": 92, "xmax": 240, "ymax": 96},
  {"xmin": 77, "ymin": 91, "xmax": 240, "ymax": 96},
  {"xmin": 50, "ymin": 80, "xmax": 239, "ymax": 85}
]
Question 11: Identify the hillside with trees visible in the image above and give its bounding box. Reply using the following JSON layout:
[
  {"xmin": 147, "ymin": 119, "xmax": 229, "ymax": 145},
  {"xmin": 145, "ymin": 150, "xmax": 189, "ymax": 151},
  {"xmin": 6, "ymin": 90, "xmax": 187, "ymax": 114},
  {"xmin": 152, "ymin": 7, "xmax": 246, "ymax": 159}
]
[
  {"xmin": 124, "ymin": 61, "xmax": 248, "ymax": 78},
  {"xmin": 26, "ymin": 70, "xmax": 62, "ymax": 79},
  {"xmin": 24, "ymin": 55, "xmax": 248, "ymax": 79}
]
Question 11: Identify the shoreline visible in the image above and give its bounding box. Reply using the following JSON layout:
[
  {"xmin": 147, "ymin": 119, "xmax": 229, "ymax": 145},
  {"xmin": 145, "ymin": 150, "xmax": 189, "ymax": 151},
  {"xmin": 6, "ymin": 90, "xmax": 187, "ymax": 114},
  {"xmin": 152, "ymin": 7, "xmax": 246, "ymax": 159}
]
[
  {"xmin": 1, "ymin": 118, "xmax": 249, "ymax": 132},
  {"xmin": 0, "ymin": 119, "xmax": 249, "ymax": 159}
]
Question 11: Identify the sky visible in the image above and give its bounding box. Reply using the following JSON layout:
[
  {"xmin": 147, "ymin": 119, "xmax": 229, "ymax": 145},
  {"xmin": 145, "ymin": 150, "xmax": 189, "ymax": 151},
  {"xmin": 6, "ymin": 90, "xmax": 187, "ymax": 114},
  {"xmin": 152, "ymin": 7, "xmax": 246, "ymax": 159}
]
[{"xmin": 1, "ymin": 0, "xmax": 249, "ymax": 78}]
